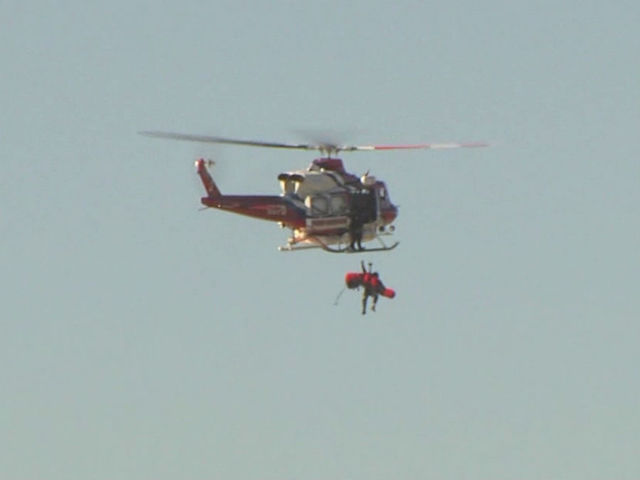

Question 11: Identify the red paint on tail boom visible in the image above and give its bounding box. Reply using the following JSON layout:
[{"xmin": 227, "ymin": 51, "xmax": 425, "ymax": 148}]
[{"xmin": 196, "ymin": 159, "xmax": 306, "ymax": 228}]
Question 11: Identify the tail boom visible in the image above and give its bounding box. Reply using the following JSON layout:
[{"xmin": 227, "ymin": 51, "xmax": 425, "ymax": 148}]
[{"xmin": 201, "ymin": 194, "xmax": 305, "ymax": 227}]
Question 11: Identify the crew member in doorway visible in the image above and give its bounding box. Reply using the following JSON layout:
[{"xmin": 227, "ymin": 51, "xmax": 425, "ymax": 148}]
[{"xmin": 349, "ymin": 189, "xmax": 376, "ymax": 251}]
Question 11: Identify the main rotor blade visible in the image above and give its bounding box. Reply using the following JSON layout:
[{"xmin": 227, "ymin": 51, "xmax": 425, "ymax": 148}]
[
  {"xmin": 139, "ymin": 131, "xmax": 322, "ymax": 151},
  {"xmin": 342, "ymin": 142, "xmax": 488, "ymax": 151},
  {"xmin": 140, "ymin": 131, "xmax": 488, "ymax": 153}
]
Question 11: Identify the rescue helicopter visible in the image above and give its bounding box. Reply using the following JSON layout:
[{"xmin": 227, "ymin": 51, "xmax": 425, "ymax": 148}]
[{"xmin": 140, "ymin": 131, "xmax": 486, "ymax": 253}]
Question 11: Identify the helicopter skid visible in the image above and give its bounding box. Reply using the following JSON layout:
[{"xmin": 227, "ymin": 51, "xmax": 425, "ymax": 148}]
[
  {"xmin": 278, "ymin": 243, "xmax": 323, "ymax": 252},
  {"xmin": 320, "ymin": 241, "xmax": 400, "ymax": 254},
  {"xmin": 280, "ymin": 234, "xmax": 398, "ymax": 253}
]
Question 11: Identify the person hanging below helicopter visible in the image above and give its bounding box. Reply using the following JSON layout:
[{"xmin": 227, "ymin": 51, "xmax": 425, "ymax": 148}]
[{"xmin": 344, "ymin": 261, "xmax": 396, "ymax": 314}]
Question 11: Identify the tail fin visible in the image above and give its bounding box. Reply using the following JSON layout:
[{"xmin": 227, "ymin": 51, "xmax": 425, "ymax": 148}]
[{"xmin": 195, "ymin": 158, "xmax": 221, "ymax": 197}]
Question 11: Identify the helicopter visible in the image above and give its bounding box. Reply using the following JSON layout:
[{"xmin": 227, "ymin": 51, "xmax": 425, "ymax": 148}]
[{"xmin": 140, "ymin": 131, "xmax": 486, "ymax": 253}]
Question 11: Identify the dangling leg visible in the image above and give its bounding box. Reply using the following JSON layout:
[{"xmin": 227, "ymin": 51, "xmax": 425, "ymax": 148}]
[
  {"xmin": 361, "ymin": 291, "xmax": 368, "ymax": 315},
  {"xmin": 372, "ymin": 294, "xmax": 378, "ymax": 312}
]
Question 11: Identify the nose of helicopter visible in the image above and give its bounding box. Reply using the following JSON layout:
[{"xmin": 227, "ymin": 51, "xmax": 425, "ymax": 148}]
[{"xmin": 381, "ymin": 203, "xmax": 398, "ymax": 224}]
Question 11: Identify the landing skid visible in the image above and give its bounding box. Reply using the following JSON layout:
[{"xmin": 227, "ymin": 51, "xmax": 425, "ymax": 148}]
[
  {"xmin": 307, "ymin": 235, "xmax": 399, "ymax": 254},
  {"xmin": 278, "ymin": 244, "xmax": 322, "ymax": 252},
  {"xmin": 279, "ymin": 233, "xmax": 399, "ymax": 253},
  {"xmin": 320, "ymin": 241, "xmax": 399, "ymax": 254}
]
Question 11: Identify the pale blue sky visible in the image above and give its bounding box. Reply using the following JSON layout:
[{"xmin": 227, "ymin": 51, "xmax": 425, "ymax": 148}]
[{"xmin": 2, "ymin": 1, "xmax": 639, "ymax": 479}]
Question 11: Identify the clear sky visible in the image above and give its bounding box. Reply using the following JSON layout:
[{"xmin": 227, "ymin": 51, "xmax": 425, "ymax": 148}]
[{"xmin": 2, "ymin": 1, "xmax": 639, "ymax": 479}]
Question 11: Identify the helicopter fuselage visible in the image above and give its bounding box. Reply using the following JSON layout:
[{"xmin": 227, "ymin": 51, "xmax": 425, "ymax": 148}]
[{"xmin": 196, "ymin": 157, "xmax": 398, "ymax": 251}]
